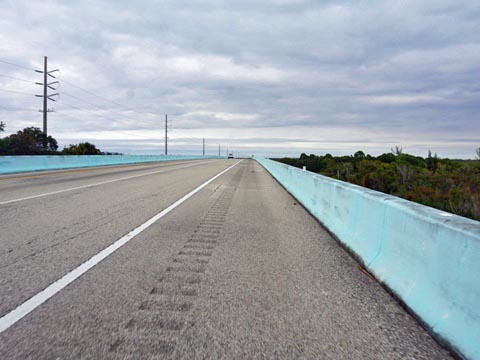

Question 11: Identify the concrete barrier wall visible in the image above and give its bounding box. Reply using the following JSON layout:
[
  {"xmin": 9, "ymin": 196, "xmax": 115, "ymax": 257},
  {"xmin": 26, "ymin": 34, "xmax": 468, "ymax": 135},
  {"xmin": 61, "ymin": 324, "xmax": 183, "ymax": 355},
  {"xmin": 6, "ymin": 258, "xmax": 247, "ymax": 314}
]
[
  {"xmin": 0, "ymin": 155, "xmax": 224, "ymax": 174},
  {"xmin": 256, "ymin": 157, "xmax": 480, "ymax": 360}
]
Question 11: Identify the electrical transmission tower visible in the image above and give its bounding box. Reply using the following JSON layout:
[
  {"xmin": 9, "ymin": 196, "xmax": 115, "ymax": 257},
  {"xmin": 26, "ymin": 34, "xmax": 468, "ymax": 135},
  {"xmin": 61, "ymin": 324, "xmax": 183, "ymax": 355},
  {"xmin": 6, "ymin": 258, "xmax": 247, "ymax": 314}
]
[
  {"xmin": 165, "ymin": 114, "xmax": 168, "ymax": 155},
  {"xmin": 35, "ymin": 56, "xmax": 59, "ymax": 136},
  {"xmin": 164, "ymin": 114, "xmax": 173, "ymax": 155}
]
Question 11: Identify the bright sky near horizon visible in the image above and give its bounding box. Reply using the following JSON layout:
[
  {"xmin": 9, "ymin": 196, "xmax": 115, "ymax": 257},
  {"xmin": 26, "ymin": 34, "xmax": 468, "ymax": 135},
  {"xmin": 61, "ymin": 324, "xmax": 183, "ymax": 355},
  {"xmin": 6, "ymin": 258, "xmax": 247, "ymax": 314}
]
[{"xmin": 0, "ymin": 1, "xmax": 479, "ymax": 158}]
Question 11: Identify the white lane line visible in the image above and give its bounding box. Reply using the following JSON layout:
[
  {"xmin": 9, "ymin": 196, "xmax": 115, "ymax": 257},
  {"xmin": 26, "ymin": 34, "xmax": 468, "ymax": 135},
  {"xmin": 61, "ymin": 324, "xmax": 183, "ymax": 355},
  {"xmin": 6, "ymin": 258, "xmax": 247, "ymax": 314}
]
[
  {"xmin": 0, "ymin": 159, "xmax": 218, "ymax": 205},
  {"xmin": 0, "ymin": 160, "xmax": 242, "ymax": 334}
]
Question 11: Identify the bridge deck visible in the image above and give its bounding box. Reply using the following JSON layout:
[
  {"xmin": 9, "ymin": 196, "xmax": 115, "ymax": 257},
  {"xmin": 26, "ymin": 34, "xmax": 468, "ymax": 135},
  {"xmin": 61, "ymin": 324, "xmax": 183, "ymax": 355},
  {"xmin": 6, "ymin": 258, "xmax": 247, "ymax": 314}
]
[{"xmin": 0, "ymin": 159, "xmax": 451, "ymax": 359}]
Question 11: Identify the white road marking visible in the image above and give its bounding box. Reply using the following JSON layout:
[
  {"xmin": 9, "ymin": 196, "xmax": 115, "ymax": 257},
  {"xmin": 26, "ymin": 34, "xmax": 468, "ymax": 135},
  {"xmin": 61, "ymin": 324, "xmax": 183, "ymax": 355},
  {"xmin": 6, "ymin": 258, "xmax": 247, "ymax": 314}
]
[
  {"xmin": 0, "ymin": 160, "xmax": 242, "ymax": 334},
  {"xmin": 0, "ymin": 160, "xmax": 217, "ymax": 205}
]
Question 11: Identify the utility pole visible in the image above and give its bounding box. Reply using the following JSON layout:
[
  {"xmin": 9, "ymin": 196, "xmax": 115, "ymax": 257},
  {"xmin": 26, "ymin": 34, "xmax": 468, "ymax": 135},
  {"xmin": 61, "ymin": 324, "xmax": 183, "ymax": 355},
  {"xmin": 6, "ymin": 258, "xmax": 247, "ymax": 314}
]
[
  {"xmin": 203, "ymin": 138, "xmax": 205, "ymax": 156},
  {"xmin": 42, "ymin": 56, "xmax": 47, "ymax": 135},
  {"xmin": 165, "ymin": 114, "xmax": 168, "ymax": 155},
  {"xmin": 35, "ymin": 56, "xmax": 59, "ymax": 137},
  {"xmin": 218, "ymin": 144, "xmax": 220, "ymax": 157}
]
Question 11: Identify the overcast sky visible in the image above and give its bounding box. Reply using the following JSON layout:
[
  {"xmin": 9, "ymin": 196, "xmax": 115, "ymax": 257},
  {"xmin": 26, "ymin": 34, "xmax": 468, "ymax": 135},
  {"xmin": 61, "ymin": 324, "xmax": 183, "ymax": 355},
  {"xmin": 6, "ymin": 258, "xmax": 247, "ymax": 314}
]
[{"xmin": 0, "ymin": 0, "xmax": 479, "ymax": 158}]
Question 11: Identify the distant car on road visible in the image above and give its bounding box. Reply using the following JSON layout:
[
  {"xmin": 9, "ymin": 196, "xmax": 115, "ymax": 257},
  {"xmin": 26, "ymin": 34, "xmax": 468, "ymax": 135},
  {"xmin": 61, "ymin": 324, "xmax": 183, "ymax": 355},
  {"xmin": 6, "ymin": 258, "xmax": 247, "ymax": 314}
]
[{"xmin": 228, "ymin": 153, "xmax": 234, "ymax": 159}]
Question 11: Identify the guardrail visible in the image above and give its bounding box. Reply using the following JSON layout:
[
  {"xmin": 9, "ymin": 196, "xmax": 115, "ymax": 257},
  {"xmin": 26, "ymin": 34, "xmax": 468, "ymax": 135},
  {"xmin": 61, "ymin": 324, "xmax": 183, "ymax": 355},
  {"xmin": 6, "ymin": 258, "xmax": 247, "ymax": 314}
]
[
  {"xmin": 256, "ymin": 157, "xmax": 480, "ymax": 360},
  {"xmin": 0, "ymin": 155, "xmax": 225, "ymax": 174}
]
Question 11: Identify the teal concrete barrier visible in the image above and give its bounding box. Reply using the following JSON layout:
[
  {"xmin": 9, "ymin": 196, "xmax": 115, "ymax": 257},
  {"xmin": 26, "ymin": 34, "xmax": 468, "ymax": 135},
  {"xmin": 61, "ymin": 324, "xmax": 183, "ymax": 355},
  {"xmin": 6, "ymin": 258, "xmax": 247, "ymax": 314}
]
[
  {"xmin": 0, "ymin": 155, "xmax": 224, "ymax": 174},
  {"xmin": 256, "ymin": 157, "xmax": 480, "ymax": 360}
]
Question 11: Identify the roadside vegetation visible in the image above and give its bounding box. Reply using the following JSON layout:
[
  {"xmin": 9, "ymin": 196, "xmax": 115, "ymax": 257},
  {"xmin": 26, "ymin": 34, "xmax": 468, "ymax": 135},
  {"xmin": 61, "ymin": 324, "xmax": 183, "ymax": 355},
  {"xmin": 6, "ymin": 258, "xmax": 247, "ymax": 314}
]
[
  {"xmin": 275, "ymin": 148, "xmax": 480, "ymax": 222},
  {"xmin": 0, "ymin": 124, "xmax": 117, "ymax": 155}
]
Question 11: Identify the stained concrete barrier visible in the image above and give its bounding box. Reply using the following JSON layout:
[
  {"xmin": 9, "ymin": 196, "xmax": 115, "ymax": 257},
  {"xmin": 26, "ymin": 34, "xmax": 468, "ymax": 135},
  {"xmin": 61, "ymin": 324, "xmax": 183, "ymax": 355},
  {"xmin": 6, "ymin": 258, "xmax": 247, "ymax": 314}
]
[
  {"xmin": 256, "ymin": 157, "xmax": 480, "ymax": 360},
  {"xmin": 0, "ymin": 155, "xmax": 224, "ymax": 174}
]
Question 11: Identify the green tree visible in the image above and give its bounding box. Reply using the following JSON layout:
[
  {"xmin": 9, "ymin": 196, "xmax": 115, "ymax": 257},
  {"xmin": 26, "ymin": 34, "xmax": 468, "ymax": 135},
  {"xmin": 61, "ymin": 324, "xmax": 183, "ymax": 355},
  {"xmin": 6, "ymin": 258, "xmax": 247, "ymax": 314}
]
[
  {"xmin": 6, "ymin": 127, "xmax": 58, "ymax": 155},
  {"xmin": 396, "ymin": 153, "xmax": 425, "ymax": 168},
  {"xmin": 426, "ymin": 150, "xmax": 439, "ymax": 173},
  {"xmin": 275, "ymin": 150, "xmax": 480, "ymax": 221},
  {"xmin": 368, "ymin": 163, "xmax": 398, "ymax": 193},
  {"xmin": 0, "ymin": 137, "xmax": 11, "ymax": 155},
  {"xmin": 354, "ymin": 150, "xmax": 365, "ymax": 159},
  {"xmin": 62, "ymin": 142, "xmax": 101, "ymax": 155},
  {"xmin": 0, "ymin": 121, "xmax": 5, "ymax": 132},
  {"xmin": 377, "ymin": 153, "xmax": 396, "ymax": 163}
]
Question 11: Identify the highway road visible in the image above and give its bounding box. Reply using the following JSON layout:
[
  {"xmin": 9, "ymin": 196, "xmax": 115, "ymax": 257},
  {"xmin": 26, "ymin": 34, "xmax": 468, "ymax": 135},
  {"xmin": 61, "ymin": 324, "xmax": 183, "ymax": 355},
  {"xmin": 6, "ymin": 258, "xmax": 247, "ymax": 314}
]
[{"xmin": 0, "ymin": 159, "xmax": 452, "ymax": 359}]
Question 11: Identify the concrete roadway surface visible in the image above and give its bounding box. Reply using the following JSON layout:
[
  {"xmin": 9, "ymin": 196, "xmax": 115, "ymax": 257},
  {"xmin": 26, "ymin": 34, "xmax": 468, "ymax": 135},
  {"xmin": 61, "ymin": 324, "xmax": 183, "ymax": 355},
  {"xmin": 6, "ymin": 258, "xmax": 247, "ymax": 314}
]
[{"xmin": 0, "ymin": 159, "xmax": 452, "ymax": 359}]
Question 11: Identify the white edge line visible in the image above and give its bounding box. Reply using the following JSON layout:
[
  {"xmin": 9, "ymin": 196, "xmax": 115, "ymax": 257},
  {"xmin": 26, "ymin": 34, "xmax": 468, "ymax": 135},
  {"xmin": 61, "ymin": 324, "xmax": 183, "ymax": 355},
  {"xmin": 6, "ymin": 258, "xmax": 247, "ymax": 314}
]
[
  {"xmin": 0, "ymin": 159, "xmax": 218, "ymax": 205},
  {"xmin": 0, "ymin": 160, "xmax": 242, "ymax": 334}
]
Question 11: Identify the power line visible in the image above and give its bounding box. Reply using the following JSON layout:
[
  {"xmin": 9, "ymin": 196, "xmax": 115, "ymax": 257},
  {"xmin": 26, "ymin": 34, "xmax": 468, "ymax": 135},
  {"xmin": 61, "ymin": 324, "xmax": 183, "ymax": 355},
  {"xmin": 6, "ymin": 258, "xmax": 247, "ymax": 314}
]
[
  {"xmin": 60, "ymin": 78, "xmax": 132, "ymax": 110},
  {"xmin": 0, "ymin": 74, "xmax": 37, "ymax": 84},
  {"xmin": 0, "ymin": 107, "xmax": 37, "ymax": 112},
  {"xmin": 0, "ymin": 58, "xmax": 168, "ymax": 140},
  {"xmin": 59, "ymin": 101, "xmax": 107, "ymax": 116},
  {"xmin": 57, "ymin": 92, "xmax": 174, "ymax": 147},
  {"xmin": 0, "ymin": 87, "xmax": 36, "ymax": 96},
  {"xmin": 0, "ymin": 59, "xmax": 160, "ymax": 116},
  {"xmin": 58, "ymin": 102, "xmax": 163, "ymax": 140},
  {"xmin": 60, "ymin": 91, "xmax": 159, "ymax": 128},
  {"xmin": 60, "ymin": 78, "xmax": 160, "ymax": 118},
  {"xmin": 61, "ymin": 91, "xmax": 108, "ymax": 111},
  {"xmin": 0, "ymin": 59, "xmax": 37, "ymax": 72},
  {"xmin": 61, "ymin": 90, "xmax": 133, "ymax": 116}
]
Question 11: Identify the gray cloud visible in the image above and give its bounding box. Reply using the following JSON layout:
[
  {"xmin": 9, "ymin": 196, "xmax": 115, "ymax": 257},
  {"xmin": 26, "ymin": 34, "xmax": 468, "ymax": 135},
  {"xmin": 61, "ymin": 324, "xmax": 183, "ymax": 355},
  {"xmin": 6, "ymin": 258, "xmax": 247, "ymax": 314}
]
[{"xmin": 0, "ymin": 0, "xmax": 479, "ymax": 158}]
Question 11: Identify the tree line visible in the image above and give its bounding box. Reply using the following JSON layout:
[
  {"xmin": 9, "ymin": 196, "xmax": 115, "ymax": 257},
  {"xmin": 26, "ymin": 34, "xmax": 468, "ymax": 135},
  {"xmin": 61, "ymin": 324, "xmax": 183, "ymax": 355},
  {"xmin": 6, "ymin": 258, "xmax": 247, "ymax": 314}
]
[
  {"xmin": 0, "ymin": 123, "xmax": 117, "ymax": 155},
  {"xmin": 275, "ymin": 148, "xmax": 480, "ymax": 222}
]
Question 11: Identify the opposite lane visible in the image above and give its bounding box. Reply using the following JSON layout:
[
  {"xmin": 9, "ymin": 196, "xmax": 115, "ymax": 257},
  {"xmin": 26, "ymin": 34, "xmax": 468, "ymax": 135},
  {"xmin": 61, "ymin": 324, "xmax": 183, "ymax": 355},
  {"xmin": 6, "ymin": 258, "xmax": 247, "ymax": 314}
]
[{"xmin": 0, "ymin": 159, "xmax": 218, "ymax": 205}]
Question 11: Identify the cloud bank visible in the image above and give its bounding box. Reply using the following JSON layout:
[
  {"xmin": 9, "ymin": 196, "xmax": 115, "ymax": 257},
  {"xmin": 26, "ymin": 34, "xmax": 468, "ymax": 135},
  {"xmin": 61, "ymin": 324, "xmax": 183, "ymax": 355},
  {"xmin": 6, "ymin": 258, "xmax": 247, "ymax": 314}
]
[{"xmin": 0, "ymin": 0, "xmax": 478, "ymax": 158}]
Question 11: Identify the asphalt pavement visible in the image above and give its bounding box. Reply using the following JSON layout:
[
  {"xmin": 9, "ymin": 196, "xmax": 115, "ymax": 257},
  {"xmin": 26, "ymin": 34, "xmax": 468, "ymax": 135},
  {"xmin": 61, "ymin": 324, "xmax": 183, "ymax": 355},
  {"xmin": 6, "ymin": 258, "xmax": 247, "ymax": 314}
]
[{"xmin": 0, "ymin": 159, "xmax": 452, "ymax": 359}]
